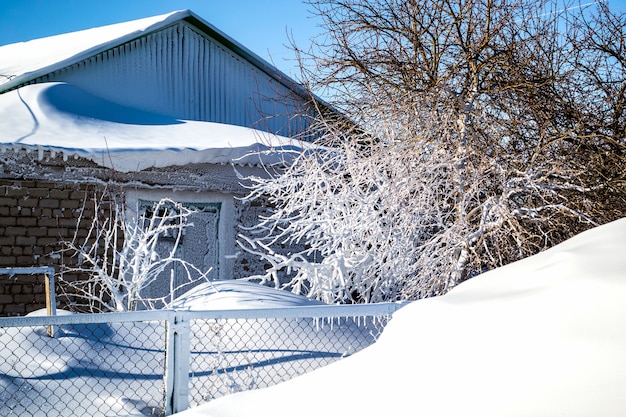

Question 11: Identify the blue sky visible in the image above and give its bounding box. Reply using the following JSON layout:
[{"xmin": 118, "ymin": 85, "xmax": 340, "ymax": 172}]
[
  {"xmin": 0, "ymin": 0, "xmax": 321, "ymax": 78},
  {"xmin": 2, "ymin": 0, "xmax": 625, "ymax": 79}
]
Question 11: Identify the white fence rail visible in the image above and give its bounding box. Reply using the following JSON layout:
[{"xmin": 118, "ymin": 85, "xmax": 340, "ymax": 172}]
[{"xmin": 0, "ymin": 303, "xmax": 405, "ymax": 416}]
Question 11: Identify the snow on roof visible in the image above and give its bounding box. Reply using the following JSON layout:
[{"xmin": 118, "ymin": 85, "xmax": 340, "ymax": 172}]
[
  {"xmin": 0, "ymin": 11, "xmax": 189, "ymax": 92},
  {"xmin": 0, "ymin": 82, "xmax": 306, "ymax": 172}
]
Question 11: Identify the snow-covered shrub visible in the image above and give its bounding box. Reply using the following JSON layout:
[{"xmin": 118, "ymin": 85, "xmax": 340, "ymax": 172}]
[
  {"xmin": 60, "ymin": 192, "xmax": 211, "ymax": 312},
  {"xmin": 238, "ymin": 118, "xmax": 598, "ymax": 303},
  {"xmin": 237, "ymin": 0, "xmax": 626, "ymax": 303},
  {"xmin": 237, "ymin": 130, "xmax": 432, "ymax": 303}
]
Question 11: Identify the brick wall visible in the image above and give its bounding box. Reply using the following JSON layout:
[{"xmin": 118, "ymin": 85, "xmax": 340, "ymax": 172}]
[{"xmin": 0, "ymin": 180, "xmax": 101, "ymax": 315}]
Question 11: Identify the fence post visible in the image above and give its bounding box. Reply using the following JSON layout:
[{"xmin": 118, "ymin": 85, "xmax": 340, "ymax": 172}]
[
  {"xmin": 44, "ymin": 267, "xmax": 57, "ymax": 337},
  {"xmin": 0, "ymin": 267, "xmax": 57, "ymax": 336},
  {"xmin": 164, "ymin": 311, "xmax": 191, "ymax": 415}
]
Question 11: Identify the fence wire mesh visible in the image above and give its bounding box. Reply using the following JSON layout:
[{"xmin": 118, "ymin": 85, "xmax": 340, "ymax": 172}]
[
  {"xmin": 188, "ymin": 315, "xmax": 389, "ymax": 405},
  {"xmin": 0, "ymin": 319, "xmax": 167, "ymax": 417},
  {"xmin": 0, "ymin": 304, "xmax": 401, "ymax": 416}
]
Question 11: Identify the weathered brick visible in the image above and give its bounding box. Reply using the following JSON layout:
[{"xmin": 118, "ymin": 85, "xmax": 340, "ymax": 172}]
[
  {"xmin": 19, "ymin": 198, "xmax": 39, "ymax": 208},
  {"xmin": 28, "ymin": 188, "xmax": 50, "ymax": 198},
  {"xmin": 17, "ymin": 217, "xmax": 37, "ymax": 227},
  {"xmin": 0, "ymin": 215, "xmax": 17, "ymax": 226},
  {"xmin": 15, "ymin": 236, "xmax": 36, "ymax": 246},
  {"xmin": 33, "ymin": 294, "xmax": 48, "ymax": 304},
  {"xmin": 0, "ymin": 244, "xmax": 15, "ymax": 256},
  {"xmin": 38, "ymin": 218, "xmax": 58, "ymax": 228},
  {"xmin": 56, "ymin": 217, "xmax": 79, "ymax": 228},
  {"xmin": 0, "ymin": 236, "xmax": 15, "ymax": 246},
  {"xmin": 5, "ymin": 187, "xmax": 28, "ymax": 197},
  {"xmin": 27, "ymin": 227, "xmax": 48, "ymax": 237},
  {"xmin": 69, "ymin": 190, "xmax": 87, "ymax": 200},
  {"xmin": 0, "ymin": 197, "xmax": 17, "ymax": 206},
  {"xmin": 61, "ymin": 199, "xmax": 81, "ymax": 209},
  {"xmin": 49, "ymin": 189, "xmax": 70, "ymax": 200},
  {"xmin": 76, "ymin": 208, "xmax": 95, "ymax": 218},
  {"xmin": 5, "ymin": 226, "xmax": 26, "ymax": 236},
  {"xmin": 0, "ymin": 256, "xmax": 17, "ymax": 265},
  {"xmin": 17, "ymin": 255, "xmax": 36, "ymax": 264},
  {"xmin": 14, "ymin": 294, "xmax": 35, "ymax": 303},
  {"xmin": 3, "ymin": 304, "xmax": 25, "ymax": 314},
  {"xmin": 18, "ymin": 275, "xmax": 38, "ymax": 284},
  {"xmin": 0, "ymin": 294, "xmax": 13, "ymax": 304},
  {"xmin": 39, "ymin": 199, "xmax": 60, "ymax": 209},
  {"xmin": 37, "ymin": 237, "xmax": 59, "ymax": 246},
  {"xmin": 53, "ymin": 228, "xmax": 70, "ymax": 239},
  {"xmin": 75, "ymin": 228, "xmax": 90, "ymax": 238}
]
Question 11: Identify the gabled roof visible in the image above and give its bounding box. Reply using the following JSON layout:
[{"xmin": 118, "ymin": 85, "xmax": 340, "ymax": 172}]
[{"xmin": 0, "ymin": 9, "xmax": 308, "ymax": 99}]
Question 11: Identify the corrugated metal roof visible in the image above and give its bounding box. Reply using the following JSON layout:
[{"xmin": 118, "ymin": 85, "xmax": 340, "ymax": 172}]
[{"xmin": 0, "ymin": 9, "xmax": 308, "ymax": 100}]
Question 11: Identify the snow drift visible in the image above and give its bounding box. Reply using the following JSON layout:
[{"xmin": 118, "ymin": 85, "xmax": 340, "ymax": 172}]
[
  {"xmin": 170, "ymin": 281, "xmax": 325, "ymax": 310},
  {"xmin": 0, "ymin": 82, "xmax": 306, "ymax": 172},
  {"xmin": 175, "ymin": 217, "xmax": 626, "ymax": 417}
]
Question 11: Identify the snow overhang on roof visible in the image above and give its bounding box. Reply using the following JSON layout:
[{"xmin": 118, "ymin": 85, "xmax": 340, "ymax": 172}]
[
  {"xmin": 0, "ymin": 82, "xmax": 307, "ymax": 172},
  {"xmin": 0, "ymin": 9, "xmax": 309, "ymax": 99}
]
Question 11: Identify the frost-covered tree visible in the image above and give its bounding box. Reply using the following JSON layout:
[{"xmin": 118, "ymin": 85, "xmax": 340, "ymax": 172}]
[
  {"xmin": 239, "ymin": 0, "xmax": 626, "ymax": 303},
  {"xmin": 60, "ymin": 192, "xmax": 211, "ymax": 312}
]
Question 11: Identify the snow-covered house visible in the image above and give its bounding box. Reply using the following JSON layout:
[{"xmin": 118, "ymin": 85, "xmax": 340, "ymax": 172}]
[{"xmin": 0, "ymin": 10, "xmax": 317, "ymax": 314}]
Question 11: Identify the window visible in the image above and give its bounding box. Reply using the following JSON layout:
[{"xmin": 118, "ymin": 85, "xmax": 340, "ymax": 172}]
[{"xmin": 138, "ymin": 199, "xmax": 222, "ymax": 303}]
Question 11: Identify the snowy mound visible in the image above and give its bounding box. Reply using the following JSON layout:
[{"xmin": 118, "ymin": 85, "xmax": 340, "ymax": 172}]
[
  {"xmin": 0, "ymin": 82, "xmax": 306, "ymax": 171},
  {"xmin": 176, "ymin": 218, "xmax": 626, "ymax": 417},
  {"xmin": 170, "ymin": 281, "xmax": 325, "ymax": 310}
]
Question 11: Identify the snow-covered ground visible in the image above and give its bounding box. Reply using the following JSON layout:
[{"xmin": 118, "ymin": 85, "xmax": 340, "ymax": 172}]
[
  {"xmin": 170, "ymin": 280, "xmax": 325, "ymax": 310},
  {"xmin": 175, "ymin": 218, "xmax": 626, "ymax": 417},
  {"xmin": 2, "ymin": 219, "xmax": 625, "ymax": 416},
  {"xmin": 0, "ymin": 280, "xmax": 382, "ymax": 416}
]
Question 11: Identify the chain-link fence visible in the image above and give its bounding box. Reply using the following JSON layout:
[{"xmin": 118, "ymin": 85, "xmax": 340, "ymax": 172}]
[{"xmin": 0, "ymin": 303, "xmax": 405, "ymax": 416}]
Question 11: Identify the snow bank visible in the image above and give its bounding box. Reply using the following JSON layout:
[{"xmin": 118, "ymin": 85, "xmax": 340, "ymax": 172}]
[
  {"xmin": 0, "ymin": 82, "xmax": 306, "ymax": 171},
  {"xmin": 176, "ymin": 218, "xmax": 626, "ymax": 417},
  {"xmin": 170, "ymin": 281, "xmax": 325, "ymax": 310}
]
